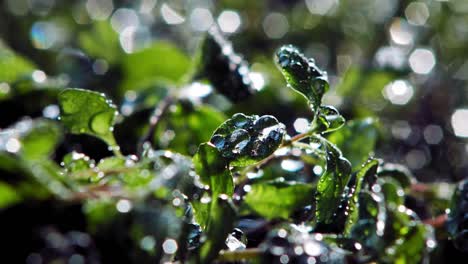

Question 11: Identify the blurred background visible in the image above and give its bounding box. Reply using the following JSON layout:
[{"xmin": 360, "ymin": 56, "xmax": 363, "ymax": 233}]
[{"xmin": 0, "ymin": 0, "xmax": 467, "ymax": 183}]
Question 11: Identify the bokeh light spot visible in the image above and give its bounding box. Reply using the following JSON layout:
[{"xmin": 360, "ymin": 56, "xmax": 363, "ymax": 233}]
[
  {"xmin": 263, "ymin": 12, "xmax": 289, "ymax": 39},
  {"xmin": 409, "ymin": 48, "xmax": 436, "ymax": 74},
  {"xmin": 217, "ymin": 10, "xmax": 242, "ymax": 33},
  {"xmin": 451, "ymin": 108, "xmax": 468, "ymax": 137}
]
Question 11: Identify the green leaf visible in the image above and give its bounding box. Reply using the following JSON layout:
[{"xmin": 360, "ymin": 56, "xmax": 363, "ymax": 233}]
[
  {"xmin": 209, "ymin": 113, "xmax": 285, "ymax": 167},
  {"xmin": 192, "ymin": 200, "xmax": 211, "ymax": 230},
  {"xmin": 155, "ymin": 103, "xmax": 226, "ymax": 155},
  {"xmin": 78, "ymin": 21, "xmax": 121, "ymax": 64},
  {"xmin": 336, "ymin": 67, "xmax": 397, "ymax": 117},
  {"xmin": 383, "ymin": 207, "xmax": 430, "ymax": 263},
  {"xmin": 1, "ymin": 118, "xmax": 62, "ymax": 160},
  {"xmin": 391, "ymin": 223, "xmax": 430, "ymax": 264},
  {"xmin": 121, "ymin": 42, "xmax": 190, "ymax": 92},
  {"xmin": 197, "ymin": 195, "xmax": 236, "ymax": 263},
  {"xmin": 313, "ymin": 105, "xmax": 346, "ymax": 134},
  {"xmin": 0, "ymin": 41, "xmax": 36, "ymax": 84},
  {"xmin": 243, "ymin": 181, "xmax": 314, "ymax": 219},
  {"xmin": 193, "ymin": 143, "xmax": 233, "ymax": 196},
  {"xmin": 58, "ymin": 88, "xmax": 119, "ymax": 149},
  {"xmin": 343, "ymin": 158, "xmax": 379, "ymax": 234},
  {"xmin": 328, "ymin": 118, "xmax": 379, "ymax": 170},
  {"xmin": 0, "ymin": 181, "xmax": 21, "ymax": 209},
  {"xmin": 0, "ymin": 153, "xmax": 72, "ymax": 200},
  {"xmin": 275, "ymin": 45, "xmax": 329, "ymax": 109},
  {"xmin": 314, "ymin": 137, "xmax": 352, "ymax": 225},
  {"xmin": 350, "ymin": 190, "xmax": 387, "ymax": 251},
  {"xmin": 377, "ymin": 163, "xmax": 415, "ymax": 189},
  {"xmin": 378, "ymin": 177, "xmax": 405, "ymax": 207}
]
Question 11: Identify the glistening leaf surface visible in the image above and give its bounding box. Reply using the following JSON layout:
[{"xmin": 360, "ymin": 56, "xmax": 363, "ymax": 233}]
[
  {"xmin": 58, "ymin": 88, "xmax": 118, "ymax": 147},
  {"xmin": 209, "ymin": 113, "xmax": 285, "ymax": 167}
]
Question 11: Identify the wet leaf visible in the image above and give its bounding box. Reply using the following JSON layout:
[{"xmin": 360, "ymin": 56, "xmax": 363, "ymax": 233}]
[
  {"xmin": 275, "ymin": 45, "xmax": 329, "ymax": 109},
  {"xmin": 314, "ymin": 137, "xmax": 352, "ymax": 226},
  {"xmin": 58, "ymin": 88, "xmax": 118, "ymax": 148},
  {"xmin": 341, "ymin": 159, "xmax": 379, "ymax": 234},
  {"xmin": 350, "ymin": 191, "xmax": 387, "ymax": 251},
  {"xmin": 328, "ymin": 118, "xmax": 379, "ymax": 170},
  {"xmin": 243, "ymin": 181, "xmax": 314, "ymax": 219},
  {"xmin": 193, "ymin": 143, "xmax": 233, "ymax": 196},
  {"xmin": 209, "ymin": 113, "xmax": 285, "ymax": 167},
  {"xmin": 313, "ymin": 105, "xmax": 346, "ymax": 134},
  {"xmin": 197, "ymin": 195, "xmax": 236, "ymax": 263}
]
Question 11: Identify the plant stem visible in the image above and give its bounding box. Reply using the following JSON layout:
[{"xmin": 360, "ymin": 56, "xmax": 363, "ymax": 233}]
[{"xmin": 216, "ymin": 248, "xmax": 262, "ymax": 262}]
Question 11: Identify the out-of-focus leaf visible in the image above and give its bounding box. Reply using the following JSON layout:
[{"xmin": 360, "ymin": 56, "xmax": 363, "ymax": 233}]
[
  {"xmin": 209, "ymin": 113, "xmax": 285, "ymax": 167},
  {"xmin": 197, "ymin": 195, "xmax": 236, "ymax": 263},
  {"xmin": 121, "ymin": 42, "xmax": 190, "ymax": 92},
  {"xmin": 313, "ymin": 105, "xmax": 346, "ymax": 134},
  {"xmin": 0, "ymin": 118, "xmax": 62, "ymax": 160},
  {"xmin": 314, "ymin": 137, "xmax": 352, "ymax": 226},
  {"xmin": 85, "ymin": 198, "xmax": 184, "ymax": 263},
  {"xmin": 194, "ymin": 28, "xmax": 255, "ymax": 102},
  {"xmin": 328, "ymin": 118, "xmax": 379, "ymax": 170},
  {"xmin": 155, "ymin": 102, "xmax": 226, "ymax": 155},
  {"xmin": 193, "ymin": 143, "xmax": 233, "ymax": 196},
  {"xmin": 377, "ymin": 163, "xmax": 415, "ymax": 189},
  {"xmin": 0, "ymin": 182, "xmax": 21, "ymax": 208},
  {"xmin": 383, "ymin": 207, "xmax": 430, "ymax": 263},
  {"xmin": 0, "ymin": 153, "xmax": 72, "ymax": 200},
  {"xmin": 192, "ymin": 200, "xmax": 211, "ymax": 230},
  {"xmin": 391, "ymin": 222, "xmax": 430, "ymax": 263},
  {"xmin": 350, "ymin": 190, "xmax": 387, "ymax": 252},
  {"xmin": 378, "ymin": 177, "xmax": 405, "ymax": 207},
  {"xmin": 78, "ymin": 21, "xmax": 121, "ymax": 64},
  {"xmin": 58, "ymin": 88, "xmax": 118, "ymax": 148},
  {"xmin": 0, "ymin": 41, "xmax": 36, "ymax": 84},
  {"xmin": 275, "ymin": 45, "xmax": 329, "ymax": 109},
  {"xmin": 243, "ymin": 181, "xmax": 314, "ymax": 219},
  {"xmin": 447, "ymin": 179, "xmax": 468, "ymax": 252},
  {"xmin": 336, "ymin": 68, "xmax": 397, "ymax": 117}
]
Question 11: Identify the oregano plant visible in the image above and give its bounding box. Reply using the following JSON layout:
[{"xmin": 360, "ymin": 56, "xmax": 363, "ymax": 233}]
[{"xmin": 0, "ymin": 28, "xmax": 465, "ymax": 264}]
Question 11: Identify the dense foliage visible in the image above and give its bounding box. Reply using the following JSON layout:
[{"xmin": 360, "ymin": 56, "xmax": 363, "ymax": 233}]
[{"xmin": 0, "ymin": 1, "xmax": 467, "ymax": 263}]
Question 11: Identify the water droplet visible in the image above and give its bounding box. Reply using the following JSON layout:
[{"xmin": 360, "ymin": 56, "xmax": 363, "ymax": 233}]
[
  {"xmin": 231, "ymin": 113, "xmax": 251, "ymax": 128},
  {"xmin": 225, "ymin": 234, "xmax": 246, "ymax": 251}
]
